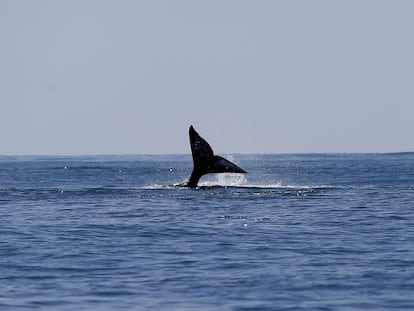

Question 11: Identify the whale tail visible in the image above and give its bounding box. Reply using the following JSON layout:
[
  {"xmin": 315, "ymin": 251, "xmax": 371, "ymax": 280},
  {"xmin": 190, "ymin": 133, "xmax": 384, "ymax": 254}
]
[{"xmin": 187, "ymin": 125, "xmax": 246, "ymax": 188}]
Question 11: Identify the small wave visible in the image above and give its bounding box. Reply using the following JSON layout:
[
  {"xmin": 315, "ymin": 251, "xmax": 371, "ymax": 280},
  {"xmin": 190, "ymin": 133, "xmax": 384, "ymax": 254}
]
[
  {"xmin": 197, "ymin": 183, "xmax": 327, "ymax": 190},
  {"xmin": 143, "ymin": 184, "xmax": 184, "ymax": 190},
  {"xmin": 199, "ymin": 174, "xmax": 330, "ymax": 190}
]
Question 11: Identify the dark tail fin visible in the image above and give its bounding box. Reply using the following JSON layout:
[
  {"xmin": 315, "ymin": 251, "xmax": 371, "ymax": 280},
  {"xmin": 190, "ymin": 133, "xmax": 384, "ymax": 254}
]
[
  {"xmin": 211, "ymin": 155, "xmax": 247, "ymax": 174},
  {"xmin": 187, "ymin": 126, "xmax": 246, "ymax": 188}
]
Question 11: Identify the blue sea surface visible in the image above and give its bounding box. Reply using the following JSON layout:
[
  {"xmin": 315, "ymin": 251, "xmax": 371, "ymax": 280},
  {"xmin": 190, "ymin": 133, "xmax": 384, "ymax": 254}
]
[{"xmin": 1, "ymin": 154, "xmax": 413, "ymax": 310}]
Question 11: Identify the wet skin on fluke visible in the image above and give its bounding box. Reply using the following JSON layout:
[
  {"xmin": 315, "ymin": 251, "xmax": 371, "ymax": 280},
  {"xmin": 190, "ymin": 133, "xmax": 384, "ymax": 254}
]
[{"xmin": 184, "ymin": 125, "xmax": 247, "ymax": 188}]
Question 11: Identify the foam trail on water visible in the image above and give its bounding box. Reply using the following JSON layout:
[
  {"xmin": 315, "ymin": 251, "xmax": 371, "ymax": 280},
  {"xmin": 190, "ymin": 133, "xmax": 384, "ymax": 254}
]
[
  {"xmin": 200, "ymin": 175, "xmax": 328, "ymax": 189},
  {"xmin": 144, "ymin": 175, "xmax": 330, "ymax": 190}
]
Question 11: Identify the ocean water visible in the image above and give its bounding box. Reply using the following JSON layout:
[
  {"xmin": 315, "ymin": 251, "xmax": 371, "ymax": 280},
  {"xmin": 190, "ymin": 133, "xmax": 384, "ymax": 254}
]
[{"xmin": 0, "ymin": 153, "xmax": 413, "ymax": 310}]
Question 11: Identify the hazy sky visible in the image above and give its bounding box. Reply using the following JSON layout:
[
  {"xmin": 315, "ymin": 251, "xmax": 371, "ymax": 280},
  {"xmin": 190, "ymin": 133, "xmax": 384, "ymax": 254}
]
[{"xmin": 1, "ymin": 1, "xmax": 413, "ymax": 155}]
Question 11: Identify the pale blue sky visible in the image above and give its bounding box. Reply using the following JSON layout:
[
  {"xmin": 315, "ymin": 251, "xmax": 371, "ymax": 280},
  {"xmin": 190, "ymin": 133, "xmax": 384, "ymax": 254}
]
[{"xmin": 1, "ymin": 1, "xmax": 413, "ymax": 155}]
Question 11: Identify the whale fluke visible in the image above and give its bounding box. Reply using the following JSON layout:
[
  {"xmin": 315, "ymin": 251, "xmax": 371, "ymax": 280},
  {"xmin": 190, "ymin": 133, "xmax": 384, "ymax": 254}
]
[{"xmin": 187, "ymin": 125, "xmax": 246, "ymax": 188}]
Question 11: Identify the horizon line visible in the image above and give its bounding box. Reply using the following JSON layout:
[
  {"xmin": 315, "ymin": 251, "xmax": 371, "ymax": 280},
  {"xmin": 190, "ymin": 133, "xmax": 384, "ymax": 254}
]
[{"xmin": 1, "ymin": 151, "xmax": 413, "ymax": 157}]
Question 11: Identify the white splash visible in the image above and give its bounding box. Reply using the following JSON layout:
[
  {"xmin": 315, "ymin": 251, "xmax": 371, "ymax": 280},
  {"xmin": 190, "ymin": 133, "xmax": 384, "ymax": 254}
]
[{"xmin": 199, "ymin": 173, "xmax": 248, "ymax": 188}]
